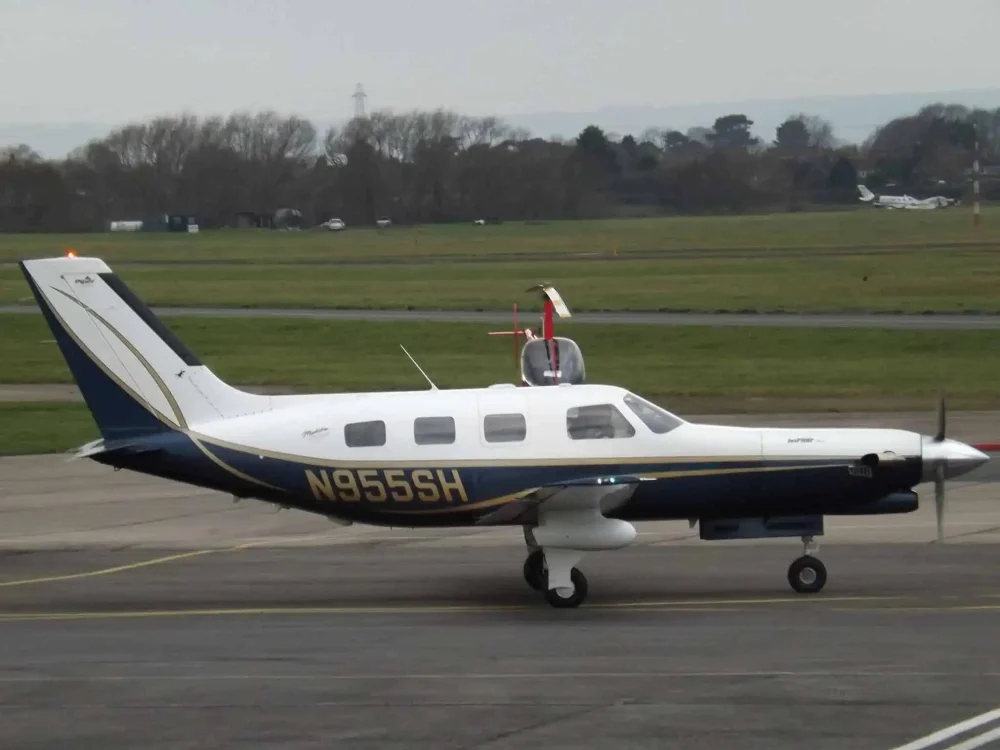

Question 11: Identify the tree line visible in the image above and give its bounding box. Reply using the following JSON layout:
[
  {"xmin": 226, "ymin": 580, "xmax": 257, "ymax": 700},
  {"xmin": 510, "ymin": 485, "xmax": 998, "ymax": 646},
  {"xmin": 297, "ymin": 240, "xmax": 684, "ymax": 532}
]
[{"xmin": 2, "ymin": 103, "xmax": 998, "ymax": 232}]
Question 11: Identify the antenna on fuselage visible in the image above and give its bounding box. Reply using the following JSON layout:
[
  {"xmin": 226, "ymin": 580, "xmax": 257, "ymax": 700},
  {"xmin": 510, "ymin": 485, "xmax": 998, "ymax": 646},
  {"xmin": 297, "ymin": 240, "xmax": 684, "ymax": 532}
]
[{"xmin": 400, "ymin": 345, "xmax": 438, "ymax": 390}]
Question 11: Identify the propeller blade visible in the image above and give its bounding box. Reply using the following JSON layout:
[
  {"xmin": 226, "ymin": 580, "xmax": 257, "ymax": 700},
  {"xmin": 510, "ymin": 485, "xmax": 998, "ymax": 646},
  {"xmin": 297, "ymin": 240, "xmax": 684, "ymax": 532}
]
[
  {"xmin": 934, "ymin": 463, "xmax": 946, "ymax": 542},
  {"xmin": 934, "ymin": 395, "xmax": 947, "ymax": 442}
]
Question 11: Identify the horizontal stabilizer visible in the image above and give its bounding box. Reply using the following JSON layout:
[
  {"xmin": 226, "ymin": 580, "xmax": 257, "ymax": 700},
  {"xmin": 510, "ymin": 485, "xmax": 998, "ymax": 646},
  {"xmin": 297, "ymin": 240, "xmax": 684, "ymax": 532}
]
[{"xmin": 67, "ymin": 437, "xmax": 163, "ymax": 461}]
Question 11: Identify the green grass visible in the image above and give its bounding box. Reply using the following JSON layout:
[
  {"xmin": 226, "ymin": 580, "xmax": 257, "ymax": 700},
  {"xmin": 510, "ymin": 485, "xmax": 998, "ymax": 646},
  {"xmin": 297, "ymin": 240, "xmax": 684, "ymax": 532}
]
[
  {"xmin": 3, "ymin": 313, "xmax": 999, "ymax": 409},
  {"xmin": 3, "ymin": 247, "xmax": 1000, "ymax": 314},
  {"xmin": 5, "ymin": 308, "xmax": 1000, "ymax": 453},
  {"xmin": 3, "ymin": 208, "xmax": 999, "ymax": 265},
  {"xmin": 0, "ymin": 402, "xmax": 96, "ymax": 455}
]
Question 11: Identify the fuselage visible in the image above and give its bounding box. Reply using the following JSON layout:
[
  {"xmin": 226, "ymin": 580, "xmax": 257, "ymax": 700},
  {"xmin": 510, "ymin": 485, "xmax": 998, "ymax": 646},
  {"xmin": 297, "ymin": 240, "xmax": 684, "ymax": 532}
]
[
  {"xmin": 871, "ymin": 194, "xmax": 952, "ymax": 210},
  {"xmin": 100, "ymin": 383, "xmax": 927, "ymax": 527}
]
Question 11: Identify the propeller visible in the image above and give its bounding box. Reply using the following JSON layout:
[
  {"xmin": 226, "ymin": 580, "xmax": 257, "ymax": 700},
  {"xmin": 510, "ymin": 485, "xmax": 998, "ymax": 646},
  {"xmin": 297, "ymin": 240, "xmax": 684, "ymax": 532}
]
[{"xmin": 931, "ymin": 395, "xmax": 947, "ymax": 542}]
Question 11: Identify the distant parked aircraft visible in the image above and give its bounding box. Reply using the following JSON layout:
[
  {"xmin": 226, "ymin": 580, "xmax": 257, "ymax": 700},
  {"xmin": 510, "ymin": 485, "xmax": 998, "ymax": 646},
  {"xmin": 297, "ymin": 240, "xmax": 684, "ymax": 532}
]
[{"xmin": 857, "ymin": 184, "xmax": 956, "ymax": 210}]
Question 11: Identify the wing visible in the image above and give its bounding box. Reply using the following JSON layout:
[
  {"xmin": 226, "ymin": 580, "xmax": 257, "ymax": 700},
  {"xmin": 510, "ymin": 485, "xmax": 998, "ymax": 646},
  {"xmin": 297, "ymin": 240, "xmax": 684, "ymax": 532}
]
[{"xmin": 474, "ymin": 475, "xmax": 647, "ymax": 526}]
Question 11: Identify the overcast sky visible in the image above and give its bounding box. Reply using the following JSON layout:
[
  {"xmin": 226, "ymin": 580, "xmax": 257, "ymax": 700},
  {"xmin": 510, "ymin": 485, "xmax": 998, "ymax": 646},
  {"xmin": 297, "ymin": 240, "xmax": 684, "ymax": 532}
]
[{"xmin": 2, "ymin": 0, "xmax": 998, "ymax": 124}]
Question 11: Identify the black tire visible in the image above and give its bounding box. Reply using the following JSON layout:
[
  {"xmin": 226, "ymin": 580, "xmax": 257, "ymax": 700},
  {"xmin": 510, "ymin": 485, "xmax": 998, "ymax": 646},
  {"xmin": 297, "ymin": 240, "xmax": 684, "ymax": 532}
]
[
  {"xmin": 544, "ymin": 568, "xmax": 589, "ymax": 609},
  {"xmin": 787, "ymin": 556, "xmax": 827, "ymax": 594},
  {"xmin": 523, "ymin": 550, "xmax": 545, "ymax": 591}
]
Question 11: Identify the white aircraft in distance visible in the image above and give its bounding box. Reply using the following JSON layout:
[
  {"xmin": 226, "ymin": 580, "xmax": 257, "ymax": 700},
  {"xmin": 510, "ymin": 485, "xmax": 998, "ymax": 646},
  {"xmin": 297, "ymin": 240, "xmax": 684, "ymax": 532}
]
[
  {"xmin": 19, "ymin": 256, "xmax": 990, "ymax": 609},
  {"xmin": 857, "ymin": 184, "xmax": 957, "ymax": 209}
]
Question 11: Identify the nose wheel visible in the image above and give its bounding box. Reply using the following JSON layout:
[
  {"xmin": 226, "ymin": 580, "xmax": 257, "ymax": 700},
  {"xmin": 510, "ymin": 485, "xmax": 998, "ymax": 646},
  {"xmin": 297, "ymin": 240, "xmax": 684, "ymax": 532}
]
[
  {"xmin": 787, "ymin": 535, "xmax": 827, "ymax": 594},
  {"xmin": 522, "ymin": 549, "xmax": 589, "ymax": 608},
  {"xmin": 544, "ymin": 568, "xmax": 589, "ymax": 609}
]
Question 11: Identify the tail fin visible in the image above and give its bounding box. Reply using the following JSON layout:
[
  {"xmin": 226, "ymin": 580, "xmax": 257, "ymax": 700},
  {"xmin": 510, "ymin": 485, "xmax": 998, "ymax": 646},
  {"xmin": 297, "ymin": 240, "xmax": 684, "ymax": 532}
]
[
  {"xmin": 21, "ymin": 256, "xmax": 271, "ymax": 441},
  {"xmin": 857, "ymin": 184, "xmax": 875, "ymax": 202}
]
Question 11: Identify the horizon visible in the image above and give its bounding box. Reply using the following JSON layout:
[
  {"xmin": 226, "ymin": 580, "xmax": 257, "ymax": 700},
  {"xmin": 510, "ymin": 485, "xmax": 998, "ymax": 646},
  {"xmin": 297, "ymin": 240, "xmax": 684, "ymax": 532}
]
[
  {"xmin": 3, "ymin": 86, "xmax": 999, "ymax": 159},
  {"xmin": 3, "ymin": 0, "xmax": 999, "ymax": 156}
]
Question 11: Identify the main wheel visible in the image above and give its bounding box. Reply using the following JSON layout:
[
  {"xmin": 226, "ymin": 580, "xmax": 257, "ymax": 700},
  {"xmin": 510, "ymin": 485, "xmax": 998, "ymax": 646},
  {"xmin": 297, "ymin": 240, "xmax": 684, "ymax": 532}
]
[
  {"xmin": 523, "ymin": 550, "xmax": 545, "ymax": 591},
  {"xmin": 544, "ymin": 568, "xmax": 588, "ymax": 609},
  {"xmin": 787, "ymin": 556, "xmax": 827, "ymax": 594}
]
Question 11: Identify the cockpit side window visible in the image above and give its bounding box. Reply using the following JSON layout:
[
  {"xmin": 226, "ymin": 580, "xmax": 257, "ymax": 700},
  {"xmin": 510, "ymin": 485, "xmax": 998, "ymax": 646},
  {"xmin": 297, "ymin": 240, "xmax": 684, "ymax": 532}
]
[
  {"xmin": 566, "ymin": 404, "xmax": 636, "ymax": 440},
  {"xmin": 622, "ymin": 393, "xmax": 684, "ymax": 434}
]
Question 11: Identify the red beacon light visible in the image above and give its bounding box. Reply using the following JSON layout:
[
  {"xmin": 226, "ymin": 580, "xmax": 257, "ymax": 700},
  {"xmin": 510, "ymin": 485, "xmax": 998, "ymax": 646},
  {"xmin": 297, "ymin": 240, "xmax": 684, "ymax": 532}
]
[{"xmin": 65, "ymin": 249, "xmax": 77, "ymax": 258}]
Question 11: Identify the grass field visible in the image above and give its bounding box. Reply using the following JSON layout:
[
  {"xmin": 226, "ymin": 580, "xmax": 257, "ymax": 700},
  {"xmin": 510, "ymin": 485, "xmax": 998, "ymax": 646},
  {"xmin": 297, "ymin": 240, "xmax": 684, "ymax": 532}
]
[
  {"xmin": 3, "ymin": 210, "xmax": 996, "ymax": 453},
  {"xmin": 4, "ymin": 312, "xmax": 999, "ymax": 402},
  {"xmin": 4, "ymin": 209, "xmax": 999, "ymax": 264},
  {"xmin": 2, "ymin": 208, "xmax": 999, "ymax": 314},
  {"xmin": 0, "ymin": 402, "xmax": 97, "ymax": 455},
  {"xmin": 4, "ymin": 310, "xmax": 999, "ymax": 454},
  {"xmin": 3, "ymin": 249, "xmax": 999, "ymax": 313}
]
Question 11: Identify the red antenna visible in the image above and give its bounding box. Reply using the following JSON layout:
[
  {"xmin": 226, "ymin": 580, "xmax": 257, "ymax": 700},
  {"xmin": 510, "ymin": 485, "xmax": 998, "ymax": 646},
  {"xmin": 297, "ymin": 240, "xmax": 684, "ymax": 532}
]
[
  {"xmin": 487, "ymin": 302, "xmax": 532, "ymax": 373},
  {"xmin": 513, "ymin": 302, "xmax": 519, "ymax": 367}
]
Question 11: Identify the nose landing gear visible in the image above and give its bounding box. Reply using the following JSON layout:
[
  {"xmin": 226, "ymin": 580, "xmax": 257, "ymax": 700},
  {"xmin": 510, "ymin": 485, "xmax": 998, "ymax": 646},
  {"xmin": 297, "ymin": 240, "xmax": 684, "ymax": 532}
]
[
  {"xmin": 787, "ymin": 535, "xmax": 827, "ymax": 594},
  {"xmin": 522, "ymin": 548, "xmax": 589, "ymax": 608}
]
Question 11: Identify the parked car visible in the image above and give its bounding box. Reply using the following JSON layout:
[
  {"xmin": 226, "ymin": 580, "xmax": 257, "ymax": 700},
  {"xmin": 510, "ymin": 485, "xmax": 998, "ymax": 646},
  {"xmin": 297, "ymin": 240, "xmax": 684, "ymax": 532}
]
[{"xmin": 319, "ymin": 217, "xmax": 346, "ymax": 231}]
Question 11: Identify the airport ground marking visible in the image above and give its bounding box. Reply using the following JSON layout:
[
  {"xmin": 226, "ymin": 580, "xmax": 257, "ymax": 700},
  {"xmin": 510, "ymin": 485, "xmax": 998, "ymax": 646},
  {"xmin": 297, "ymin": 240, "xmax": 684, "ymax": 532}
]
[
  {"xmin": 889, "ymin": 706, "xmax": 1000, "ymax": 750},
  {"xmin": 1, "ymin": 593, "xmax": 989, "ymax": 622},
  {"xmin": 834, "ymin": 604, "xmax": 1000, "ymax": 614},
  {"xmin": 0, "ymin": 541, "xmax": 264, "ymax": 588},
  {"xmin": 0, "ymin": 669, "xmax": 998, "ymax": 683}
]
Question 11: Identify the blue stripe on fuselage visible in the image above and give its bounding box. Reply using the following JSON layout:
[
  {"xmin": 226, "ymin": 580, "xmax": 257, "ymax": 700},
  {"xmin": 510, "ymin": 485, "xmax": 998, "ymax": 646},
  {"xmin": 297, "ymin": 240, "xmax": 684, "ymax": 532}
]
[{"xmin": 98, "ymin": 432, "xmax": 923, "ymax": 528}]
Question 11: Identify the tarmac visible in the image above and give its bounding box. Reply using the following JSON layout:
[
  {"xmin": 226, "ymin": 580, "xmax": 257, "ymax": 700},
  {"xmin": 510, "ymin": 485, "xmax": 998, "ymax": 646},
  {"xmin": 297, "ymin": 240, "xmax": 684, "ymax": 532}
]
[
  {"xmin": 4, "ymin": 303, "xmax": 1000, "ymax": 329},
  {"xmin": 1, "ymin": 422, "xmax": 999, "ymax": 749}
]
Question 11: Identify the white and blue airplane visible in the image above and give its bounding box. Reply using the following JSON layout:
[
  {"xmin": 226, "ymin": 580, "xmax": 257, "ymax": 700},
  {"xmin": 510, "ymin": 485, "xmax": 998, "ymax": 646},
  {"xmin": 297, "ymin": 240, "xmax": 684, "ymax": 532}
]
[
  {"xmin": 19, "ymin": 256, "xmax": 990, "ymax": 608},
  {"xmin": 857, "ymin": 184, "xmax": 956, "ymax": 209}
]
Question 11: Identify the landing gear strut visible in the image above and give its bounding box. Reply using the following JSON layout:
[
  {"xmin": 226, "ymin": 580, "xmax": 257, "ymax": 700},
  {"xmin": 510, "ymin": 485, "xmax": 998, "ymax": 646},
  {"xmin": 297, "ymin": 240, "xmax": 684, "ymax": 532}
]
[{"xmin": 787, "ymin": 535, "xmax": 827, "ymax": 594}]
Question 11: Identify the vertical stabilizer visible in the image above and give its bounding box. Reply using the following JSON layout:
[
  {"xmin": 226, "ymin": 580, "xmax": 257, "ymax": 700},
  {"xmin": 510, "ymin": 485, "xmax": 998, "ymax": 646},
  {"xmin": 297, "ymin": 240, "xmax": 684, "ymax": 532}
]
[{"xmin": 21, "ymin": 257, "xmax": 272, "ymax": 441}]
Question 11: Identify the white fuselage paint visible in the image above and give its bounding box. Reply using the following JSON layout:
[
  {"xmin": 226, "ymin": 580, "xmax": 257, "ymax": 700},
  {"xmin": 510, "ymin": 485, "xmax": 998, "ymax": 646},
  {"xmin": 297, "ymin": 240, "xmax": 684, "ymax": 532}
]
[{"xmin": 196, "ymin": 383, "xmax": 922, "ymax": 468}]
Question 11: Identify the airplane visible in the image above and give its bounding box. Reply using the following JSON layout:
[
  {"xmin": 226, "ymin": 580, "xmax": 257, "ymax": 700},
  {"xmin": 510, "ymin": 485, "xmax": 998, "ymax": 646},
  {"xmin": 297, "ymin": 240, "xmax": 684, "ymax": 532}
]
[
  {"xmin": 857, "ymin": 184, "xmax": 957, "ymax": 210},
  {"xmin": 18, "ymin": 255, "xmax": 990, "ymax": 609}
]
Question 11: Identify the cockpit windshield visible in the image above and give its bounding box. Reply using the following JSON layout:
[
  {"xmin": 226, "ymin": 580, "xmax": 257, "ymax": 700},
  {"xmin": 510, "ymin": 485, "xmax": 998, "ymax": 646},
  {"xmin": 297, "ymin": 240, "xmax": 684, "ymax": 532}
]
[{"xmin": 622, "ymin": 393, "xmax": 685, "ymax": 434}]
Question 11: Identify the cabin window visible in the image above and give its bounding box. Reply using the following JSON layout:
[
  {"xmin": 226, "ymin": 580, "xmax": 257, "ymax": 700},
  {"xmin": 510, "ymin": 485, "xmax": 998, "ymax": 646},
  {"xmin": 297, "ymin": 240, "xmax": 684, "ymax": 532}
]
[
  {"xmin": 414, "ymin": 416, "xmax": 456, "ymax": 445},
  {"xmin": 566, "ymin": 404, "xmax": 636, "ymax": 440},
  {"xmin": 484, "ymin": 413, "xmax": 526, "ymax": 443},
  {"xmin": 622, "ymin": 393, "xmax": 684, "ymax": 434},
  {"xmin": 344, "ymin": 420, "xmax": 386, "ymax": 447}
]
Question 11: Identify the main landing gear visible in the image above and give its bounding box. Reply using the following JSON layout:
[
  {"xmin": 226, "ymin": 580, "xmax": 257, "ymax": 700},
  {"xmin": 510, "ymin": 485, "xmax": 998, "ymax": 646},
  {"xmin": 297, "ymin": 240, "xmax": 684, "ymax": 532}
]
[
  {"xmin": 523, "ymin": 549, "xmax": 589, "ymax": 608},
  {"xmin": 521, "ymin": 531, "xmax": 828, "ymax": 607},
  {"xmin": 787, "ymin": 535, "xmax": 827, "ymax": 594}
]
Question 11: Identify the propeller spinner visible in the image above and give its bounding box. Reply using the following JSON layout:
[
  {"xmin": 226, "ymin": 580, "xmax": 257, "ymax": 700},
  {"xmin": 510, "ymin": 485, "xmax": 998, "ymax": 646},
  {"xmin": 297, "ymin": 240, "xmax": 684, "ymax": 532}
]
[{"xmin": 921, "ymin": 396, "xmax": 989, "ymax": 542}]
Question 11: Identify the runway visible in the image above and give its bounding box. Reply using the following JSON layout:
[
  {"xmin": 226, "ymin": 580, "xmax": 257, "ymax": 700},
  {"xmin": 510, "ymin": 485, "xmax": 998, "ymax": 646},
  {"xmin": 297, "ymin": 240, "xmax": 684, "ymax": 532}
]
[
  {"xmin": 3, "ymin": 303, "xmax": 1000, "ymax": 330},
  {"xmin": 1, "ymin": 446, "xmax": 999, "ymax": 749}
]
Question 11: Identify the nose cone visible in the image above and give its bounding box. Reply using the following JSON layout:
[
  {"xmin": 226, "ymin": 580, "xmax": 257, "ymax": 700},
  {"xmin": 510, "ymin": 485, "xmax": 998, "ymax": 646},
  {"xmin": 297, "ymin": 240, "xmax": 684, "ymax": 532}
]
[{"xmin": 922, "ymin": 437, "xmax": 990, "ymax": 481}]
